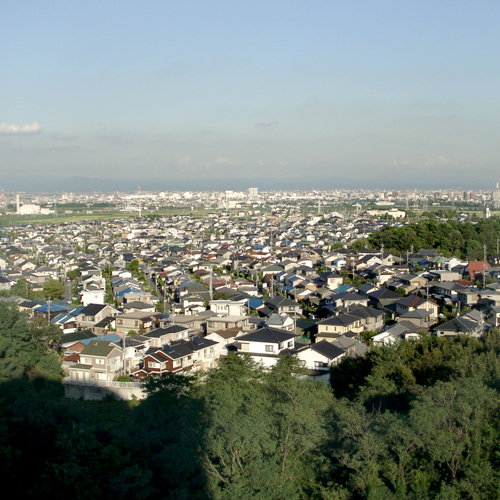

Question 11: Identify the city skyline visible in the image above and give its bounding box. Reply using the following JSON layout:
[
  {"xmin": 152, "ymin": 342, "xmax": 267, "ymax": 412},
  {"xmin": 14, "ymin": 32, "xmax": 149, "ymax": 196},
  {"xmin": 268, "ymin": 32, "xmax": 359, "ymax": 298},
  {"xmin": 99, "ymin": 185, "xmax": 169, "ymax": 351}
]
[{"xmin": 2, "ymin": 2, "xmax": 500, "ymax": 190}]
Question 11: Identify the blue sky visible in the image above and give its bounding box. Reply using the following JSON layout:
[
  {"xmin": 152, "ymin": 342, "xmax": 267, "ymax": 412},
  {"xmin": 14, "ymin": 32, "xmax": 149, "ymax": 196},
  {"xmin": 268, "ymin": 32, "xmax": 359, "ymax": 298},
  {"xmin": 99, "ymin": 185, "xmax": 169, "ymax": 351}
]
[{"xmin": 1, "ymin": 1, "xmax": 499, "ymax": 191}]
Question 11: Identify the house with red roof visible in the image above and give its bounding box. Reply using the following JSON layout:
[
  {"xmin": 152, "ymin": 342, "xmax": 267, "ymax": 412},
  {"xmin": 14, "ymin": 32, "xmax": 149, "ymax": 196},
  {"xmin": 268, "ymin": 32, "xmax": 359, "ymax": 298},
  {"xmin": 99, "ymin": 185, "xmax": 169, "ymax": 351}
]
[{"xmin": 467, "ymin": 261, "xmax": 491, "ymax": 281}]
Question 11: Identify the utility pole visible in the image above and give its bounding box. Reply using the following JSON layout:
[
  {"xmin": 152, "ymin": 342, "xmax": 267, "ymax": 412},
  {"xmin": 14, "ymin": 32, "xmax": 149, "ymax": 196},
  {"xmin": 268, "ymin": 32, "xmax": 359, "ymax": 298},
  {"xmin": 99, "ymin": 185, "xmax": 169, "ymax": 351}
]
[
  {"xmin": 47, "ymin": 297, "xmax": 52, "ymax": 326},
  {"xmin": 293, "ymin": 287, "xmax": 297, "ymax": 335},
  {"xmin": 209, "ymin": 264, "xmax": 213, "ymax": 301},
  {"xmin": 483, "ymin": 244, "xmax": 487, "ymax": 289},
  {"xmin": 122, "ymin": 332, "xmax": 127, "ymax": 375}
]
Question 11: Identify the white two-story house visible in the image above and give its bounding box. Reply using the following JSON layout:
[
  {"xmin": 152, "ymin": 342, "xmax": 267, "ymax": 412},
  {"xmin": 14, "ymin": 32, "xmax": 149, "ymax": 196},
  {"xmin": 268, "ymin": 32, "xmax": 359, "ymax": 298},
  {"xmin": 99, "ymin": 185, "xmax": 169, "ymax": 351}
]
[{"xmin": 235, "ymin": 326, "xmax": 297, "ymax": 367}]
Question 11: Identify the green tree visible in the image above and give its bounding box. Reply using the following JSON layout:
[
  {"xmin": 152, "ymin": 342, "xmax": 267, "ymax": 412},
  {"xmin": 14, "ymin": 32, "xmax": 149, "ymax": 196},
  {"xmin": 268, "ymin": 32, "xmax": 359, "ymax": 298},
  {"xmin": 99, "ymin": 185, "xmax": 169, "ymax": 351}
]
[
  {"xmin": 0, "ymin": 303, "xmax": 62, "ymax": 382},
  {"xmin": 200, "ymin": 354, "xmax": 333, "ymax": 499},
  {"xmin": 127, "ymin": 259, "xmax": 140, "ymax": 276},
  {"xmin": 43, "ymin": 279, "xmax": 65, "ymax": 300},
  {"xmin": 410, "ymin": 377, "xmax": 499, "ymax": 483},
  {"xmin": 9, "ymin": 278, "xmax": 44, "ymax": 301}
]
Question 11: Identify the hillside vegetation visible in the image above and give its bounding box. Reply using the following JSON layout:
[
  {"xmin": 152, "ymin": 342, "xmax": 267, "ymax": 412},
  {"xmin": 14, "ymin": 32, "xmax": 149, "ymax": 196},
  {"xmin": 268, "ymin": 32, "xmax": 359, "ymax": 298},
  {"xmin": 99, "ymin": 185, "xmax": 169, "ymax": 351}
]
[
  {"xmin": 1, "ymin": 299, "xmax": 500, "ymax": 499},
  {"xmin": 367, "ymin": 218, "xmax": 500, "ymax": 260}
]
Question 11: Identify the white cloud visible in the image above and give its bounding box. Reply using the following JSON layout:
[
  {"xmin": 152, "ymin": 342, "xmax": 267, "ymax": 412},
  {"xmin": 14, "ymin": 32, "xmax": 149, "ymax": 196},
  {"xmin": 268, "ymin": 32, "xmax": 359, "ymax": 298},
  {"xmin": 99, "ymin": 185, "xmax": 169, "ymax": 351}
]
[
  {"xmin": 386, "ymin": 159, "xmax": 410, "ymax": 167},
  {"xmin": 215, "ymin": 156, "xmax": 237, "ymax": 165},
  {"xmin": 0, "ymin": 122, "xmax": 43, "ymax": 134},
  {"xmin": 423, "ymin": 156, "xmax": 458, "ymax": 168},
  {"xmin": 255, "ymin": 121, "xmax": 278, "ymax": 128}
]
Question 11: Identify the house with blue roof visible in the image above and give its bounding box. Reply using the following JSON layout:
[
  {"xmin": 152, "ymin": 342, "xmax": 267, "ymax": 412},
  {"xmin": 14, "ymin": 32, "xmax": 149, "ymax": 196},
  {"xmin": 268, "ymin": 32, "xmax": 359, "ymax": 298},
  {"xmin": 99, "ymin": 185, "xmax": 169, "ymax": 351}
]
[{"xmin": 34, "ymin": 301, "xmax": 77, "ymax": 321}]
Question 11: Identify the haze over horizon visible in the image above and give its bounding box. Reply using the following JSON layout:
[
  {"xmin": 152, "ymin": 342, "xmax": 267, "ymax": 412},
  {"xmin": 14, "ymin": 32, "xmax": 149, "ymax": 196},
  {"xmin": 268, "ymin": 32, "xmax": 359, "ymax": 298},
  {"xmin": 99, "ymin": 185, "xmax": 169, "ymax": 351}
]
[{"xmin": 2, "ymin": 2, "xmax": 499, "ymax": 192}]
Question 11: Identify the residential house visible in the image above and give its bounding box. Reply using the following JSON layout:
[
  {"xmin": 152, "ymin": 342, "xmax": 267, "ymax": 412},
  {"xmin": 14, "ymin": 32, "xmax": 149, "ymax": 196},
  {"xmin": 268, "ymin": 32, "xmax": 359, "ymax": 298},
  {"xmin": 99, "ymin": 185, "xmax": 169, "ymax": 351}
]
[
  {"xmin": 137, "ymin": 336, "xmax": 219, "ymax": 376},
  {"xmin": 235, "ymin": 326, "xmax": 298, "ymax": 367},
  {"xmin": 69, "ymin": 340, "xmax": 122, "ymax": 382},
  {"xmin": 296, "ymin": 340, "xmax": 347, "ymax": 381},
  {"xmin": 206, "ymin": 315, "xmax": 253, "ymax": 334},
  {"xmin": 209, "ymin": 299, "xmax": 247, "ymax": 317},
  {"xmin": 77, "ymin": 303, "xmax": 119, "ymax": 332},
  {"xmin": 433, "ymin": 316, "xmax": 483, "ymax": 337},
  {"xmin": 316, "ymin": 313, "xmax": 364, "ymax": 339},
  {"xmin": 115, "ymin": 311, "xmax": 162, "ymax": 335},
  {"xmin": 142, "ymin": 325, "xmax": 190, "ymax": 347},
  {"xmin": 395, "ymin": 296, "xmax": 438, "ymax": 320}
]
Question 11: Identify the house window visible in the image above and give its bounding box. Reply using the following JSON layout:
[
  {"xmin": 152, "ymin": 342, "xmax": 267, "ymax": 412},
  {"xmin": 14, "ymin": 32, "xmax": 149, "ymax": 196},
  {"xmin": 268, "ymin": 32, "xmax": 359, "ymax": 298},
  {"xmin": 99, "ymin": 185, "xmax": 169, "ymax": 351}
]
[
  {"xmin": 148, "ymin": 361, "xmax": 160, "ymax": 369},
  {"xmin": 287, "ymin": 341, "xmax": 293, "ymax": 347},
  {"xmin": 238, "ymin": 343, "xmax": 249, "ymax": 351},
  {"xmin": 96, "ymin": 359, "xmax": 105, "ymax": 365},
  {"xmin": 173, "ymin": 359, "xmax": 182, "ymax": 367},
  {"xmin": 265, "ymin": 345, "xmax": 274, "ymax": 353}
]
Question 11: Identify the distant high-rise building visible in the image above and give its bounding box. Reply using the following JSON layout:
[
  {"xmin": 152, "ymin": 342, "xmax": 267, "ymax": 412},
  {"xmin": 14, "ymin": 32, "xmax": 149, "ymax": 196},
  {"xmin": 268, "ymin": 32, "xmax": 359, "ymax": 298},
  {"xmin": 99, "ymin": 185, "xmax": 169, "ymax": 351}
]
[
  {"xmin": 0, "ymin": 187, "xmax": 6, "ymax": 210},
  {"xmin": 492, "ymin": 180, "xmax": 500, "ymax": 208},
  {"xmin": 248, "ymin": 187, "xmax": 258, "ymax": 199}
]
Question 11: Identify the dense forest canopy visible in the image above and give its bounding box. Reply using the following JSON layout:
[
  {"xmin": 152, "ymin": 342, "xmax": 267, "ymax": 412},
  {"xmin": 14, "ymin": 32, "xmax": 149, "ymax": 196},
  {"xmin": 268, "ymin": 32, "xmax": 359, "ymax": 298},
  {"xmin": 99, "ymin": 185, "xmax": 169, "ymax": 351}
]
[
  {"xmin": 2, "ymin": 300, "xmax": 500, "ymax": 498},
  {"xmin": 367, "ymin": 218, "xmax": 500, "ymax": 260}
]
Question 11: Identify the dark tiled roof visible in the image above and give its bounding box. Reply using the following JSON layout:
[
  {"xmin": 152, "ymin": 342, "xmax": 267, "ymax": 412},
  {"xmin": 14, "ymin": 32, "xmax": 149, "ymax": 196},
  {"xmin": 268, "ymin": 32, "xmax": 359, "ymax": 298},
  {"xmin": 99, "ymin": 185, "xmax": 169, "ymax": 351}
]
[
  {"xmin": 79, "ymin": 303, "xmax": 108, "ymax": 316},
  {"xmin": 237, "ymin": 326, "xmax": 295, "ymax": 343},
  {"xmin": 311, "ymin": 340, "xmax": 345, "ymax": 359}
]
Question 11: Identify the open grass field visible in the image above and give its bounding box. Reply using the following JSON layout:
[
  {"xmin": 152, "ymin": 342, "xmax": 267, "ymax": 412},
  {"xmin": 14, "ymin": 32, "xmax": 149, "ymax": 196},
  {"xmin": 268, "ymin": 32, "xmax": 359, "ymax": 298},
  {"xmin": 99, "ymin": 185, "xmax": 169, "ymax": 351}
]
[{"xmin": 0, "ymin": 205, "xmax": 258, "ymax": 226}]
